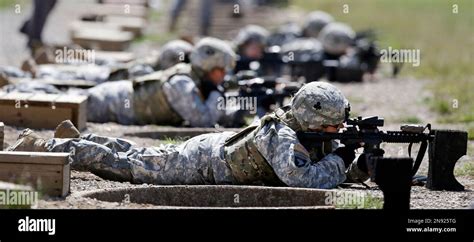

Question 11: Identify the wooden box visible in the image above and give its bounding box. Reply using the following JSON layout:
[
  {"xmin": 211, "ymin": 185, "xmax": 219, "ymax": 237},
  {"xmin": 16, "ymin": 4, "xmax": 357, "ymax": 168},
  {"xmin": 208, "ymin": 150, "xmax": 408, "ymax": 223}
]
[
  {"xmin": 72, "ymin": 28, "xmax": 134, "ymax": 51},
  {"xmin": 0, "ymin": 151, "xmax": 71, "ymax": 197},
  {"xmin": 0, "ymin": 92, "xmax": 88, "ymax": 130},
  {"xmin": 104, "ymin": 16, "xmax": 146, "ymax": 37}
]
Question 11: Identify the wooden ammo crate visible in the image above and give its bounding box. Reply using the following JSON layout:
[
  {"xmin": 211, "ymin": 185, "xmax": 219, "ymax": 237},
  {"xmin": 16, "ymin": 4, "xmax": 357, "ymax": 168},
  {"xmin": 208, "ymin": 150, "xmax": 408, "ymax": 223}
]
[
  {"xmin": 0, "ymin": 92, "xmax": 87, "ymax": 130},
  {"xmin": 0, "ymin": 151, "xmax": 70, "ymax": 197},
  {"xmin": 72, "ymin": 28, "xmax": 134, "ymax": 51},
  {"xmin": 104, "ymin": 16, "xmax": 146, "ymax": 37},
  {"xmin": 70, "ymin": 20, "xmax": 122, "ymax": 36}
]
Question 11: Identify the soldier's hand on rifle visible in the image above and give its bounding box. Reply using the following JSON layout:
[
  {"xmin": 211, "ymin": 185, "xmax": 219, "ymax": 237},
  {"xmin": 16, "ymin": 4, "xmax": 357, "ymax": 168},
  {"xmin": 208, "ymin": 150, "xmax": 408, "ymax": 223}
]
[
  {"xmin": 334, "ymin": 146, "xmax": 357, "ymax": 168},
  {"xmin": 356, "ymin": 148, "xmax": 385, "ymax": 175}
]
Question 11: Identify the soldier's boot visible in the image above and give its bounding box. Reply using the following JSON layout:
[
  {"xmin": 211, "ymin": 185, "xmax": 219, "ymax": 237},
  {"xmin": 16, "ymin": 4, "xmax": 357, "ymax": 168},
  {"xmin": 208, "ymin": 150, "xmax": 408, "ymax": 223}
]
[
  {"xmin": 7, "ymin": 129, "xmax": 48, "ymax": 152},
  {"xmin": 54, "ymin": 120, "xmax": 80, "ymax": 139}
]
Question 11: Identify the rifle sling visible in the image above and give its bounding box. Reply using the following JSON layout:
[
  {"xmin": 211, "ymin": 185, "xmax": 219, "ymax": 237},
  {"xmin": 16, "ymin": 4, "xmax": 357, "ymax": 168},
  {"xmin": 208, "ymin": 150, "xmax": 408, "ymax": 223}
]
[
  {"xmin": 411, "ymin": 140, "xmax": 428, "ymax": 177},
  {"xmin": 408, "ymin": 143, "xmax": 413, "ymax": 158}
]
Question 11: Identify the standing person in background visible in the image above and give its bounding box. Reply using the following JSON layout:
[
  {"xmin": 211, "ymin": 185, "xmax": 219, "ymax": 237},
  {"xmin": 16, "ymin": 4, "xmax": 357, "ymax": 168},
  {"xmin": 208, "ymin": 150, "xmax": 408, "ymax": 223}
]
[
  {"xmin": 19, "ymin": 0, "xmax": 58, "ymax": 55},
  {"xmin": 168, "ymin": 0, "xmax": 213, "ymax": 36}
]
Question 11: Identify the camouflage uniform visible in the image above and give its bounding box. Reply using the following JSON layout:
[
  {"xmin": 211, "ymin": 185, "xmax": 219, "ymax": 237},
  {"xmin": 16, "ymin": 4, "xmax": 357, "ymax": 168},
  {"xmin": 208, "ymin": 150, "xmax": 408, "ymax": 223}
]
[
  {"xmin": 86, "ymin": 80, "xmax": 136, "ymax": 124},
  {"xmin": 44, "ymin": 132, "xmax": 235, "ymax": 184},
  {"xmin": 86, "ymin": 63, "xmax": 226, "ymax": 127},
  {"xmin": 29, "ymin": 82, "xmax": 368, "ymax": 188},
  {"xmin": 36, "ymin": 64, "xmax": 111, "ymax": 83},
  {"xmin": 88, "ymin": 37, "xmax": 236, "ymax": 127},
  {"xmin": 40, "ymin": 107, "xmax": 366, "ymax": 188}
]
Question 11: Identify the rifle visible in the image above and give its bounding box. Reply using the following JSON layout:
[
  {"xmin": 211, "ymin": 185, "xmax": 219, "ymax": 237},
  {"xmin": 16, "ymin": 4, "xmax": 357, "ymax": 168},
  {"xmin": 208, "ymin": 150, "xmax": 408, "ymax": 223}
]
[
  {"xmin": 234, "ymin": 46, "xmax": 287, "ymax": 77},
  {"xmin": 224, "ymin": 73, "xmax": 301, "ymax": 117},
  {"xmin": 323, "ymin": 30, "xmax": 381, "ymax": 82},
  {"xmin": 236, "ymin": 44, "xmax": 368, "ymax": 84},
  {"xmin": 297, "ymin": 116, "xmax": 468, "ymax": 209},
  {"xmin": 273, "ymin": 29, "xmax": 381, "ymax": 83}
]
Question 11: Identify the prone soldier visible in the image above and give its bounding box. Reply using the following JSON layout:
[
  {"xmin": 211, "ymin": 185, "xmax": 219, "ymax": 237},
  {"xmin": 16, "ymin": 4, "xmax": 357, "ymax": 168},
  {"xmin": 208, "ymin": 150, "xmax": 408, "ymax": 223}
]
[{"xmin": 8, "ymin": 82, "xmax": 369, "ymax": 188}]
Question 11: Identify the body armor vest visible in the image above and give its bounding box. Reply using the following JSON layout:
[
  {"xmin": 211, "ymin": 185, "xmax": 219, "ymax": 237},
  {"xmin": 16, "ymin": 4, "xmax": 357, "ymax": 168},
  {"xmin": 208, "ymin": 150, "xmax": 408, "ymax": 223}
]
[
  {"xmin": 131, "ymin": 63, "xmax": 200, "ymax": 125},
  {"xmin": 224, "ymin": 107, "xmax": 333, "ymax": 185},
  {"xmin": 224, "ymin": 112, "xmax": 286, "ymax": 186}
]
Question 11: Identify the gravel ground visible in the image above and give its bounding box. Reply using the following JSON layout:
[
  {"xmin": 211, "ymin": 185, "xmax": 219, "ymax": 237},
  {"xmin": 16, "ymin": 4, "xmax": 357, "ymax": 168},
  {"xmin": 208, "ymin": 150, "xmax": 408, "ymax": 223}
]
[{"xmin": 1, "ymin": 1, "xmax": 472, "ymax": 209}]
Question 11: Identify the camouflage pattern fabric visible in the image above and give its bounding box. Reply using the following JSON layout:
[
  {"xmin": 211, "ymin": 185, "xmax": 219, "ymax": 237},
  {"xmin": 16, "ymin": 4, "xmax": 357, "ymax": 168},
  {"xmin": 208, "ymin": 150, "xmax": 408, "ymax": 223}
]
[
  {"xmin": 86, "ymin": 72, "xmax": 226, "ymax": 127},
  {"xmin": 291, "ymin": 82, "xmax": 348, "ymax": 130},
  {"xmin": 252, "ymin": 117, "xmax": 367, "ymax": 188},
  {"xmin": 190, "ymin": 37, "xmax": 236, "ymax": 73},
  {"xmin": 36, "ymin": 64, "xmax": 111, "ymax": 83},
  {"xmin": 87, "ymin": 80, "xmax": 136, "ymax": 125},
  {"xmin": 162, "ymin": 74, "xmax": 225, "ymax": 127},
  {"xmin": 45, "ymin": 132, "xmax": 236, "ymax": 184},
  {"xmin": 42, "ymin": 117, "xmax": 368, "ymax": 188},
  {"xmin": 1, "ymin": 81, "xmax": 62, "ymax": 94}
]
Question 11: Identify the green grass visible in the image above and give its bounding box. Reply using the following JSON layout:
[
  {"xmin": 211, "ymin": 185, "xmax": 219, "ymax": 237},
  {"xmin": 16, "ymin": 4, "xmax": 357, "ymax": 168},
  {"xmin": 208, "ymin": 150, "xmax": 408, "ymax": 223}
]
[
  {"xmin": 336, "ymin": 193, "xmax": 384, "ymax": 209},
  {"xmin": 454, "ymin": 140, "xmax": 474, "ymax": 177},
  {"xmin": 0, "ymin": 0, "xmax": 15, "ymax": 9},
  {"xmin": 360, "ymin": 194, "xmax": 384, "ymax": 209},
  {"xmin": 291, "ymin": 0, "xmax": 474, "ymax": 123},
  {"xmin": 0, "ymin": 0, "xmax": 28, "ymax": 9},
  {"xmin": 399, "ymin": 116, "xmax": 422, "ymax": 124},
  {"xmin": 133, "ymin": 7, "xmax": 178, "ymax": 45},
  {"xmin": 429, "ymin": 79, "xmax": 474, "ymax": 123},
  {"xmin": 454, "ymin": 162, "xmax": 474, "ymax": 178},
  {"xmin": 133, "ymin": 32, "xmax": 178, "ymax": 45},
  {"xmin": 465, "ymin": 123, "xmax": 474, "ymax": 140},
  {"xmin": 346, "ymin": 96, "xmax": 364, "ymax": 104},
  {"xmin": 162, "ymin": 137, "xmax": 185, "ymax": 145}
]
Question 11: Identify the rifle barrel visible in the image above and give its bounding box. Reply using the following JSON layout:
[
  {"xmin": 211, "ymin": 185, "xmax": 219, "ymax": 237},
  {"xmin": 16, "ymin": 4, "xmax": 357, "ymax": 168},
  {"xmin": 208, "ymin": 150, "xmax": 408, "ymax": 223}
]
[{"xmin": 297, "ymin": 131, "xmax": 432, "ymax": 144}]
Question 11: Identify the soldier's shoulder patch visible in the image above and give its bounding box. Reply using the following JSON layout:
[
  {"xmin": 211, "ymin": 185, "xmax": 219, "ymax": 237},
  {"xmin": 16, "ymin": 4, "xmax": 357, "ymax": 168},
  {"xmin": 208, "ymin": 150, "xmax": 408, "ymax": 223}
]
[
  {"xmin": 294, "ymin": 155, "xmax": 307, "ymax": 168},
  {"xmin": 293, "ymin": 143, "xmax": 310, "ymax": 168}
]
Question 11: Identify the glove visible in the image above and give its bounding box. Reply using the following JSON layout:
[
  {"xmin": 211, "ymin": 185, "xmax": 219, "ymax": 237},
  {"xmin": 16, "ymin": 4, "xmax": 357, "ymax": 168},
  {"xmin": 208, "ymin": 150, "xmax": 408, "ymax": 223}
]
[
  {"xmin": 333, "ymin": 147, "xmax": 356, "ymax": 168},
  {"xmin": 357, "ymin": 149, "xmax": 385, "ymax": 174}
]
